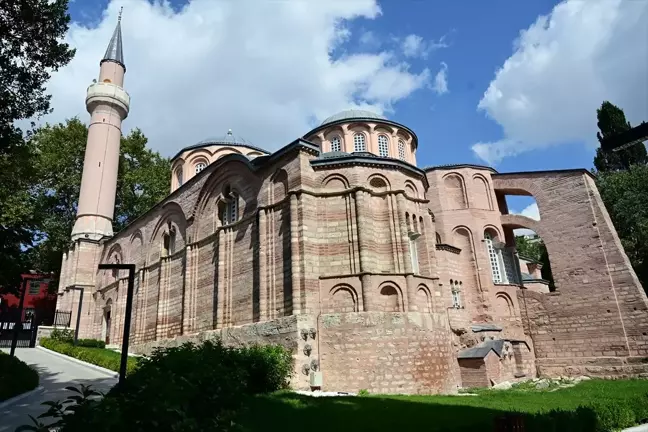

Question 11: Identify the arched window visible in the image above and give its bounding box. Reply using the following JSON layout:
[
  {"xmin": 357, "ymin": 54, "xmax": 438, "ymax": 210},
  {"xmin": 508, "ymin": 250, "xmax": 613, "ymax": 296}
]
[
  {"xmin": 353, "ymin": 134, "xmax": 366, "ymax": 152},
  {"xmin": 409, "ymin": 232, "xmax": 421, "ymax": 274},
  {"xmin": 398, "ymin": 139, "xmax": 406, "ymax": 160},
  {"xmin": 220, "ymin": 193, "xmax": 239, "ymax": 225},
  {"xmin": 330, "ymin": 136, "xmax": 341, "ymax": 152},
  {"xmin": 378, "ymin": 135, "xmax": 389, "ymax": 157},
  {"xmin": 176, "ymin": 169, "xmax": 183, "ymax": 187},
  {"xmin": 451, "ymin": 281, "xmax": 462, "ymax": 309},
  {"xmin": 195, "ymin": 162, "xmax": 207, "ymax": 174},
  {"xmin": 484, "ymin": 232, "xmax": 503, "ymax": 283}
]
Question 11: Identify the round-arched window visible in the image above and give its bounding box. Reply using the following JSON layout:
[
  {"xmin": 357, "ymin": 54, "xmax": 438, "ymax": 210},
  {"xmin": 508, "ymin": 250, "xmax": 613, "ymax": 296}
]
[
  {"xmin": 353, "ymin": 134, "xmax": 366, "ymax": 152},
  {"xmin": 331, "ymin": 136, "xmax": 342, "ymax": 152},
  {"xmin": 378, "ymin": 135, "xmax": 389, "ymax": 157},
  {"xmin": 398, "ymin": 140, "xmax": 406, "ymax": 160},
  {"xmin": 175, "ymin": 168, "xmax": 183, "ymax": 187},
  {"xmin": 195, "ymin": 162, "xmax": 207, "ymax": 174}
]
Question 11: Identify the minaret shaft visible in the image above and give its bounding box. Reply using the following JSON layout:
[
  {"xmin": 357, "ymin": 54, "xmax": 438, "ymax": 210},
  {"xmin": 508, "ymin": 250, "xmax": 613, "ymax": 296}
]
[{"xmin": 71, "ymin": 18, "xmax": 129, "ymax": 241}]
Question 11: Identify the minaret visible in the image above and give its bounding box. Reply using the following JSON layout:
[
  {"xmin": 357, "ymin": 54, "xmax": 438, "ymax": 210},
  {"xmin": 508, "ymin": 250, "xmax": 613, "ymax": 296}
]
[{"xmin": 71, "ymin": 10, "xmax": 130, "ymax": 241}]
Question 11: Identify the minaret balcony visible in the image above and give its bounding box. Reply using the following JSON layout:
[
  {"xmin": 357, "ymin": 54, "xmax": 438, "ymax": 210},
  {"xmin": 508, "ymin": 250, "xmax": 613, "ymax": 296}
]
[{"xmin": 86, "ymin": 82, "xmax": 130, "ymax": 119}]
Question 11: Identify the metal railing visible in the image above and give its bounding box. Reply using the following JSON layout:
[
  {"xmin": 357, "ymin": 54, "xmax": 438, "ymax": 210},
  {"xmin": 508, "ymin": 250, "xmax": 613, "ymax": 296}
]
[{"xmin": 53, "ymin": 310, "xmax": 72, "ymax": 327}]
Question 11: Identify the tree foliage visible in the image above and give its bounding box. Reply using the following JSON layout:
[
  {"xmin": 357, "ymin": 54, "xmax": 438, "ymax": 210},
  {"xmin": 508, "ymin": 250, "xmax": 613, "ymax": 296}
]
[
  {"xmin": 593, "ymin": 101, "xmax": 648, "ymax": 291},
  {"xmin": 593, "ymin": 101, "xmax": 648, "ymax": 172},
  {"xmin": 597, "ymin": 165, "xmax": 648, "ymax": 289},
  {"xmin": 515, "ymin": 235, "xmax": 555, "ymax": 290},
  {"xmin": 27, "ymin": 119, "xmax": 171, "ymax": 273},
  {"xmin": 0, "ymin": 0, "xmax": 75, "ymax": 292}
]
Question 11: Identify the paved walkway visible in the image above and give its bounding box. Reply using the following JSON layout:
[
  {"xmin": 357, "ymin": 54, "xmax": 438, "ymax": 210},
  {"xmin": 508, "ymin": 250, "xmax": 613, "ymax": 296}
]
[{"xmin": 0, "ymin": 348, "xmax": 117, "ymax": 432}]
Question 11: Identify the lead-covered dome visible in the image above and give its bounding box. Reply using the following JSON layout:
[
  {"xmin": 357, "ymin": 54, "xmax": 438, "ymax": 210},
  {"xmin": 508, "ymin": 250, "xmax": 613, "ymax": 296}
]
[{"xmin": 320, "ymin": 109, "xmax": 387, "ymax": 127}]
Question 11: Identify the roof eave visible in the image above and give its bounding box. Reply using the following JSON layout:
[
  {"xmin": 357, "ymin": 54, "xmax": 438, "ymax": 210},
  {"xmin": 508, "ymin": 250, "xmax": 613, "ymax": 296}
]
[{"xmin": 303, "ymin": 118, "xmax": 419, "ymax": 149}]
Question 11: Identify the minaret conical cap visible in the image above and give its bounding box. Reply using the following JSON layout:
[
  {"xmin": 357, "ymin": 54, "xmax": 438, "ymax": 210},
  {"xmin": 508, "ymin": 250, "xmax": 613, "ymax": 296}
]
[{"xmin": 101, "ymin": 9, "xmax": 124, "ymax": 70}]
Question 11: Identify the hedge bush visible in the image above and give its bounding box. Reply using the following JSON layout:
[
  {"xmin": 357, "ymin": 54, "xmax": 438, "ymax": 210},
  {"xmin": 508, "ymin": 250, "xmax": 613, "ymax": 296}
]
[
  {"xmin": 76, "ymin": 339, "xmax": 106, "ymax": 349},
  {"xmin": 0, "ymin": 352, "xmax": 39, "ymax": 402},
  {"xmin": 31, "ymin": 340, "xmax": 293, "ymax": 432},
  {"xmin": 40, "ymin": 338, "xmax": 138, "ymax": 374}
]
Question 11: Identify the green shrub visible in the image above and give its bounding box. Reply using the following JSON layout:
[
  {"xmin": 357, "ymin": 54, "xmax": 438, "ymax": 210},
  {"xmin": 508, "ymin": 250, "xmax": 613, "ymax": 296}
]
[
  {"xmin": 50, "ymin": 328, "xmax": 75, "ymax": 343},
  {"xmin": 0, "ymin": 352, "xmax": 39, "ymax": 402},
  {"xmin": 76, "ymin": 339, "xmax": 106, "ymax": 349},
  {"xmin": 40, "ymin": 338, "xmax": 138, "ymax": 374},
  {"xmin": 28, "ymin": 339, "xmax": 293, "ymax": 432}
]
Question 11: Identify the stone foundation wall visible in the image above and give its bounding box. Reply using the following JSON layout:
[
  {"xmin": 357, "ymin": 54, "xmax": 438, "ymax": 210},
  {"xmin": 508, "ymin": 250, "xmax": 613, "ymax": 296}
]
[
  {"xmin": 130, "ymin": 314, "xmax": 319, "ymax": 389},
  {"xmin": 318, "ymin": 312, "xmax": 460, "ymax": 394},
  {"xmin": 536, "ymin": 357, "xmax": 648, "ymax": 379}
]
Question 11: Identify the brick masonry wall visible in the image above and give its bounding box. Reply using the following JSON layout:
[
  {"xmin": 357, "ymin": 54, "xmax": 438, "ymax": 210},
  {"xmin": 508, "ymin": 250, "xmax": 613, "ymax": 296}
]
[
  {"xmin": 59, "ymin": 133, "xmax": 648, "ymax": 392},
  {"xmin": 457, "ymin": 358, "xmax": 488, "ymax": 388},
  {"xmin": 493, "ymin": 171, "xmax": 648, "ymax": 377},
  {"xmin": 319, "ymin": 312, "xmax": 460, "ymax": 394}
]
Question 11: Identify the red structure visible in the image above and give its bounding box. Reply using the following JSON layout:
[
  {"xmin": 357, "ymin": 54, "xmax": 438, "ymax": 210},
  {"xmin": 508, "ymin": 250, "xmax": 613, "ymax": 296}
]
[{"xmin": 0, "ymin": 273, "xmax": 57, "ymax": 323}]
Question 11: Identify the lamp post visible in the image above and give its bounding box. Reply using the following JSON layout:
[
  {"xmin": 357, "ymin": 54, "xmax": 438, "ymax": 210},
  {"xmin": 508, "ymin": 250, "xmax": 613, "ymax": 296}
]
[
  {"xmin": 64, "ymin": 286, "xmax": 85, "ymax": 344},
  {"xmin": 9, "ymin": 278, "xmax": 28, "ymax": 358},
  {"xmin": 98, "ymin": 263, "xmax": 136, "ymax": 386}
]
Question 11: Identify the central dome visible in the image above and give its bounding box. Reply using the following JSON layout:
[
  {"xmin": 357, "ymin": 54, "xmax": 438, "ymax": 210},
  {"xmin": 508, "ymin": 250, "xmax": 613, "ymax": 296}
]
[
  {"xmin": 320, "ymin": 109, "xmax": 387, "ymax": 126},
  {"xmin": 195, "ymin": 129, "xmax": 255, "ymax": 147}
]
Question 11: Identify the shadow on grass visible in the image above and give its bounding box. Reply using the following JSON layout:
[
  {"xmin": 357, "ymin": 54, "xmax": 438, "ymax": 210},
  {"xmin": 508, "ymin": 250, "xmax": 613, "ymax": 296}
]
[{"xmin": 239, "ymin": 392, "xmax": 598, "ymax": 432}]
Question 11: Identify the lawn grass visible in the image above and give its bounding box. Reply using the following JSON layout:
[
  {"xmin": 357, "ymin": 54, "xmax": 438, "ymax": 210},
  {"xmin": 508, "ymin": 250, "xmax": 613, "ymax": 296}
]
[
  {"xmin": 40, "ymin": 337, "xmax": 139, "ymax": 374},
  {"xmin": 0, "ymin": 351, "xmax": 39, "ymax": 402},
  {"xmin": 239, "ymin": 379, "xmax": 648, "ymax": 432}
]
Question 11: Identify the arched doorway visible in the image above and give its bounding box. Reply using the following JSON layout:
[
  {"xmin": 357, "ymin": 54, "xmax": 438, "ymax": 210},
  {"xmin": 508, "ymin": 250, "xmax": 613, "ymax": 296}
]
[{"xmin": 103, "ymin": 299, "xmax": 112, "ymax": 344}]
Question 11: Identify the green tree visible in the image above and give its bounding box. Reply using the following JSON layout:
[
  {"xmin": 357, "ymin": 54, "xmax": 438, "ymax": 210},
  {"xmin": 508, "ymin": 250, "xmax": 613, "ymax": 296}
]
[
  {"xmin": 597, "ymin": 165, "xmax": 648, "ymax": 289},
  {"xmin": 27, "ymin": 119, "xmax": 171, "ymax": 273},
  {"xmin": 515, "ymin": 235, "xmax": 555, "ymax": 290},
  {"xmin": 0, "ymin": 0, "xmax": 75, "ymax": 293},
  {"xmin": 593, "ymin": 101, "xmax": 648, "ymax": 291},
  {"xmin": 593, "ymin": 101, "xmax": 648, "ymax": 172}
]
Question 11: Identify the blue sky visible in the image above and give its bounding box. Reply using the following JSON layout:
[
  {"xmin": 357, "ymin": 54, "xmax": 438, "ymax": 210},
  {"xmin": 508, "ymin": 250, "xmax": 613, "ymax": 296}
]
[{"xmin": 49, "ymin": 0, "xmax": 647, "ymax": 182}]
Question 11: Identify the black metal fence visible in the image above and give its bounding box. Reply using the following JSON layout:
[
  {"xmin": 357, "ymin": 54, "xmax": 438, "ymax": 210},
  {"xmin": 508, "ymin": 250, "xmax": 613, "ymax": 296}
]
[
  {"xmin": 53, "ymin": 310, "xmax": 72, "ymax": 327},
  {"xmin": 0, "ymin": 317, "xmax": 37, "ymax": 348}
]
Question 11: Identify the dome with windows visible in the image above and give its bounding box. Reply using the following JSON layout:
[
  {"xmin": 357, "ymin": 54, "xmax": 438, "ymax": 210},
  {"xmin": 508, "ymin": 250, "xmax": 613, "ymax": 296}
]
[
  {"xmin": 304, "ymin": 108, "xmax": 419, "ymax": 165},
  {"xmin": 320, "ymin": 109, "xmax": 388, "ymax": 127}
]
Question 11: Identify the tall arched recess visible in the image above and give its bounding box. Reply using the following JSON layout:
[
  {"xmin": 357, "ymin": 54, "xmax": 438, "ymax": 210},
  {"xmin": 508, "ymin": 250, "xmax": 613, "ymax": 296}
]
[
  {"xmin": 444, "ymin": 173, "xmax": 467, "ymax": 209},
  {"xmin": 472, "ymin": 175, "xmax": 492, "ymax": 210},
  {"xmin": 452, "ymin": 226, "xmax": 485, "ymax": 320}
]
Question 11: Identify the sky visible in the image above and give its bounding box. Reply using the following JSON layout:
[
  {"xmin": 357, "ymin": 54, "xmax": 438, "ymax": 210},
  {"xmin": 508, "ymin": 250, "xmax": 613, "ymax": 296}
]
[{"xmin": 40, "ymin": 0, "xmax": 648, "ymax": 220}]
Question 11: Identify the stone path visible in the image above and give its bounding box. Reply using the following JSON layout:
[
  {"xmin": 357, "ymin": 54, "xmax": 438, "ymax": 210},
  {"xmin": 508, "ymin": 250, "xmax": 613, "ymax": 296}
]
[{"xmin": 0, "ymin": 348, "xmax": 117, "ymax": 432}]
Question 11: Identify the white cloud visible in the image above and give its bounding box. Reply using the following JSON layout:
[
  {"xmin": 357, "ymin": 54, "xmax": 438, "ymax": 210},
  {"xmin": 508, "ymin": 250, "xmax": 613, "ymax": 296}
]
[
  {"xmin": 473, "ymin": 0, "xmax": 648, "ymax": 165},
  {"xmin": 432, "ymin": 62, "xmax": 448, "ymax": 95},
  {"xmin": 512, "ymin": 203, "xmax": 540, "ymax": 236},
  {"xmin": 401, "ymin": 33, "xmax": 448, "ymax": 59},
  {"xmin": 34, "ymin": 0, "xmax": 432, "ymax": 157},
  {"xmin": 359, "ymin": 30, "xmax": 380, "ymax": 48}
]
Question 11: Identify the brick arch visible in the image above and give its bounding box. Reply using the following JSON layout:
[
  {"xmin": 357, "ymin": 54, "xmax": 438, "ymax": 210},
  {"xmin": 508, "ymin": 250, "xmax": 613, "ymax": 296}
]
[
  {"xmin": 404, "ymin": 180, "xmax": 419, "ymax": 199},
  {"xmin": 183, "ymin": 148, "xmax": 212, "ymax": 163},
  {"xmin": 271, "ymin": 169, "xmax": 289, "ymax": 204},
  {"xmin": 103, "ymin": 242, "xmax": 124, "ymax": 264},
  {"xmin": 483, "ymin": 225, "xmax": 504, "ymax": 242},
  {"xmin": 368, "ymin": 173, "xmax": 391, "ymax": 191},
  {"xmin": 212, "ymin": 147, "xmax": 244, "ymax": 157},
  {"xmin": 472, "ymin": 174, "xmax": 493, "ymax": 210},
  {"xmin": 191, "ymin": 158, "xmax": 259, "ymax": 220},
  {"xmin": 377, "ymin": 281, "xmax": 404, "ymax": 312},
  {"xmin": 495, "ymin": 291, "xmax": 514, "ymax": 317},
  {"xmin": 443, "ymin": 173, "xmax": 468, "ymax": 209},
  {"xmin": 328, "ymin": 284, "xmax": 359, "ymax": 313},
  {"xmin": 416, "ymin": 284, "xmax": 432, "ymax": 313},
  {"xmin": 129, "ymin": 230, "xmax": 145, "ymax": 269},
  {"xmin": 149, "ymin": 202, "xmax": 188, "ymax": 262},
  {"xmin": 322, "ymin": 173, "xmax": 349, "ymax": 190}
]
